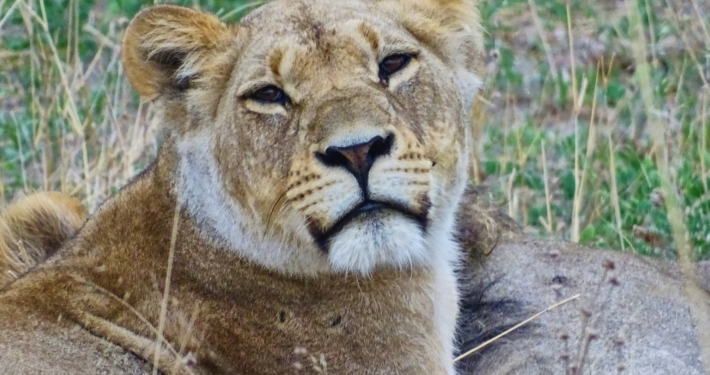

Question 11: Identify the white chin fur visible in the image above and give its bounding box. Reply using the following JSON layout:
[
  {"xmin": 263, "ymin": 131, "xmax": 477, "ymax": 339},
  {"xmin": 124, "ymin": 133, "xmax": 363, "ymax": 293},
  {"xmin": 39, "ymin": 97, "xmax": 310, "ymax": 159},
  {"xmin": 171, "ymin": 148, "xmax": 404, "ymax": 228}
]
[{"xmin": 327, "ymin": 213, "xmax": 428, "ymax": 275}]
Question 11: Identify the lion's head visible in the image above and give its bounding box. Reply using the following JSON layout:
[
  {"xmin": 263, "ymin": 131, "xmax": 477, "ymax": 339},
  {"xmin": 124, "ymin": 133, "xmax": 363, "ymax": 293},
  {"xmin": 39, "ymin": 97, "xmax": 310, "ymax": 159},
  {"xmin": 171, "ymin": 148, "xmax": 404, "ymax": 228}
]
[{"xmin": 122, "ymin": 0, "xmax": 484, "ymax": 275}]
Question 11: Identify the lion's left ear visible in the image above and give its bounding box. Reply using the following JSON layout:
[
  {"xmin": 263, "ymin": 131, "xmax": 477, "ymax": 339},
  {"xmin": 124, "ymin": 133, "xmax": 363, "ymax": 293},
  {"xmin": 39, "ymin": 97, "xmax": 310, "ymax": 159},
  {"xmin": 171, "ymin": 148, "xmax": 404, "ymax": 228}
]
[
  {"xmin": 121, "ymin": 5, "xmax": 233, "ymax": 100},
  {"xmin": 376, "ymin": 0, "xmax": 484, "ymax": 106}
]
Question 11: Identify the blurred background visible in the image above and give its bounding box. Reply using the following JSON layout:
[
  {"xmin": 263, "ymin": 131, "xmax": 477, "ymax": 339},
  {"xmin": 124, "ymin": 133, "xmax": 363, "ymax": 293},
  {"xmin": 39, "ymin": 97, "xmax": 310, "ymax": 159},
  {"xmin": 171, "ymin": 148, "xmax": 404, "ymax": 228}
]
[{"xmin": 1, "ymin": 0, "xmax": 708, "ymax": 259}]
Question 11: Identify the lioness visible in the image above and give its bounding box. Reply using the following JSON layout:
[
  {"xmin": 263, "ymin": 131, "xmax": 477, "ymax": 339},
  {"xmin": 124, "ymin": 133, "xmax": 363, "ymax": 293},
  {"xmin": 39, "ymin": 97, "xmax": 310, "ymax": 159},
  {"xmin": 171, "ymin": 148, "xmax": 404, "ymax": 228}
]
[
  {"xmin": 0, "ymin": 0, "xmax": 484, "ymax": 374},
  {"xmin": 2, "ymin": 1, "xmax": 709, "ymax": 375}
]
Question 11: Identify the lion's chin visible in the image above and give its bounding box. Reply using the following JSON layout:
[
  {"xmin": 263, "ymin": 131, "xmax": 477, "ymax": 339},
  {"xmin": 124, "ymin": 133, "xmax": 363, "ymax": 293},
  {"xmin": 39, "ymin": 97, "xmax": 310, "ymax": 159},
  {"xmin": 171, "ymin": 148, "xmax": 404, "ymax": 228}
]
[{"xmin": 326, "ymin": 212, "xmax": 429, "ymax": 275}]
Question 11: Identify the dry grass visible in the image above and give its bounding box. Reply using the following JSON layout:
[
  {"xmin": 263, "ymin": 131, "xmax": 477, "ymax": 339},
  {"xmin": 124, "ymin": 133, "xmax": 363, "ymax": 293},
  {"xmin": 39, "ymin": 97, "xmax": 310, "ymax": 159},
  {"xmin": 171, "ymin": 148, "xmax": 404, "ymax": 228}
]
[
  {"xmin": 625, "ymin": 0, "xmax": 710, "ymax": 366},
  {"xmin": 454, "ymin": 293, "xmax": 581, "ymax": 363},
  {"xmin": 472, "ymin": 0, "xmax": 710, "ymax": 259},
  {"xmin": 1, "ymin": 0, "xmax": 159, "ymax": 212}
]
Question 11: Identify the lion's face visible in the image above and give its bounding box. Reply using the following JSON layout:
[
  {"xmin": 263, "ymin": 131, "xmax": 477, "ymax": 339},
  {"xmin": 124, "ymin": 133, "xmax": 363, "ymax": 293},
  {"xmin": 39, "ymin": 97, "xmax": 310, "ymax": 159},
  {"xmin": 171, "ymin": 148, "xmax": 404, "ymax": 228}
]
[{"xmin": 122, "ymin": 0, "xmax": 484, "ymax": 275}]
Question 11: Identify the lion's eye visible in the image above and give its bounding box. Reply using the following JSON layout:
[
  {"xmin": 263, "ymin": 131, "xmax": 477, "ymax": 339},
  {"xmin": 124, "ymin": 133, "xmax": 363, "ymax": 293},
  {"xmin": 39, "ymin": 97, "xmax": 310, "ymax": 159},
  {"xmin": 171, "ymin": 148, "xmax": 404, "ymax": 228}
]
[
  {"xmin": 248, "ymin": 85, "xmax": 289, "ymax": 105},
  {"xmin": 378, "ymin": 54, "xmax": 412, "ymax": 83}
]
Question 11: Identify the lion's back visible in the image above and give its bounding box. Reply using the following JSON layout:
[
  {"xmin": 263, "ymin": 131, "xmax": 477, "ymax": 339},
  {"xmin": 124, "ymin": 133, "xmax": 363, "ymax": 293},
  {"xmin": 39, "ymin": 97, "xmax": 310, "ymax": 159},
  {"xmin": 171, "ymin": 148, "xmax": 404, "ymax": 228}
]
[{"xmin": 457, "ymin": 239, "xmax": 710, "ymax": 375}]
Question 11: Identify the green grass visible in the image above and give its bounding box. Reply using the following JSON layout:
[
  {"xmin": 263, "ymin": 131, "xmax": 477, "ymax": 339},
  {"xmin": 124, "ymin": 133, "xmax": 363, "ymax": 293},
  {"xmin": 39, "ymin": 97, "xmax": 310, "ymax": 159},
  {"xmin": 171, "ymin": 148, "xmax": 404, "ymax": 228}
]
[
  {"xmin": 1, "ymin": 0, "xmax": 708, "ymax": 259},
  {"xmin": 474, "ymin": 0, "xmax": 710, "ymax": 259}
]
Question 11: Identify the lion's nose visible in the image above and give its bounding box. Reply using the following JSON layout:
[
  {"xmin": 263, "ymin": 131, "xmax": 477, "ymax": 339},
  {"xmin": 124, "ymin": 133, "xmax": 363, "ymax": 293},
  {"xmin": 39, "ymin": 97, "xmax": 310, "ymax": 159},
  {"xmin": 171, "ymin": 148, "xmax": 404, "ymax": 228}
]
[{"xmin": 316, "ymin": 134, "xmax": 394, "ymax": 188}]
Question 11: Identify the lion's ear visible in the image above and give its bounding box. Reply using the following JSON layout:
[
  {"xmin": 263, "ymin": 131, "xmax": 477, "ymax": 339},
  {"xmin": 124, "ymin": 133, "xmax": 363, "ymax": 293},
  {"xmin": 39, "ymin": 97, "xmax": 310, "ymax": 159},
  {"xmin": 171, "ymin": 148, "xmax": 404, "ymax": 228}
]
[{"xmin": 121, "ymin": 5, "xmax": 230, "ymax": 99}]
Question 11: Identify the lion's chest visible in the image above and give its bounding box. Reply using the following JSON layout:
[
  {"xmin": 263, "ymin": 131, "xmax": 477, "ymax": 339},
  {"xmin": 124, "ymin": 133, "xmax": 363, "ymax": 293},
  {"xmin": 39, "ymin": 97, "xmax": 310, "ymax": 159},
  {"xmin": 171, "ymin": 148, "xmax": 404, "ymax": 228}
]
[{"xmin": 193, "ymin": 271, "xmax": 448, "ymax": 374}]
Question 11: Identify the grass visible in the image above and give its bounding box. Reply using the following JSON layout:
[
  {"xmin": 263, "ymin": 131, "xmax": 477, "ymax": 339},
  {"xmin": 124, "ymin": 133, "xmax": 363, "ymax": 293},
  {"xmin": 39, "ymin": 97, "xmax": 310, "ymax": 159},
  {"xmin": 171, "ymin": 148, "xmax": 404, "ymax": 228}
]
[
  {"xmin": 0, "ymin": 0, "xmax": 708, "ymax": 261},
  {"xmin": 473, "ymin": 0, "xmax": 710, "ymax": 260}
]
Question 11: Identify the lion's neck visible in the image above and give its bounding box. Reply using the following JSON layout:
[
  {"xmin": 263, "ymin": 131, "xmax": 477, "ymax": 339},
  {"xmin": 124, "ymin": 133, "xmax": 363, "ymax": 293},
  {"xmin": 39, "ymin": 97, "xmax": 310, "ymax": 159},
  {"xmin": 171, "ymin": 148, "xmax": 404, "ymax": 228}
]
[
  {"xmin": 171, "ymin": 134, "xmax": 460, "ymax": 373},
  {"xmin": 41, "ymin": 144, "xmax": 460, "ymax": 374}
]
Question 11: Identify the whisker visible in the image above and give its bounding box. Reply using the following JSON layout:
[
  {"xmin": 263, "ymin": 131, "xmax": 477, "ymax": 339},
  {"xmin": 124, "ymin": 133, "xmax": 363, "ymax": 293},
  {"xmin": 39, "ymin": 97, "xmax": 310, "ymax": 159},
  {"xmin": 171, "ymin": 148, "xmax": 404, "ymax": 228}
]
[
  {"xmin": 263, "ymin": 190, "xmax": 289, "ymax": 241},
  {"xmin": 430, "ymin": 150, "xmax": 441, "ymax": 168}
]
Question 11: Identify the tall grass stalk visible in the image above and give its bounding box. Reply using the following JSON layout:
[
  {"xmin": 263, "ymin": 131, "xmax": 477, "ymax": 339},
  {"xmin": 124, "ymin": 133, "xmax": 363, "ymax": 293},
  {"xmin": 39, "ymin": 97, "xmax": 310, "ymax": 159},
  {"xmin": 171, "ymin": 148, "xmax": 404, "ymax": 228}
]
[{"xmin": 626, "ymin": 0, "xmax": 710, "ymax": 368}]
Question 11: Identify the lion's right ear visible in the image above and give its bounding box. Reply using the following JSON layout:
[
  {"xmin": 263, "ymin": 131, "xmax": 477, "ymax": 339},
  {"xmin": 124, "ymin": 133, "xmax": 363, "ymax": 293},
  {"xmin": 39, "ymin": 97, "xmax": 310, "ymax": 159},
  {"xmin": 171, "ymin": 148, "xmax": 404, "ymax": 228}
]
[{"xmin": 122, "ymin": 5, "xmax": 231, "ymax": 100}]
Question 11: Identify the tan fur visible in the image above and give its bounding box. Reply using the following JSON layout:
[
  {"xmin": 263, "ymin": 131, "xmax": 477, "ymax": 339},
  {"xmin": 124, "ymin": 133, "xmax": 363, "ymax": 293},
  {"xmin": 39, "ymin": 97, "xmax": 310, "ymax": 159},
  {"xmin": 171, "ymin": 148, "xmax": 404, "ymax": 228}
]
[
  {"xmin": 0, "ymin": 192, "xmax": 86, "ymax": 287},
  {"xmin": 5, "ymin": 186, "xmax": 710, "ymax": 374},
  {"xmin": 0, "ymin": 1, "xmax": 484, "ymax": 374}
]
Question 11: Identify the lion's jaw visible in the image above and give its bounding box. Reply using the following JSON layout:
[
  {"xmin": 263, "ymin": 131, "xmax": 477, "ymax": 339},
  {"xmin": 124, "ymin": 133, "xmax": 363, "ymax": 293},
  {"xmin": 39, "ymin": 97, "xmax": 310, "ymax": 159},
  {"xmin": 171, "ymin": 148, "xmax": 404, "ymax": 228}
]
[{"xmin": 157, "ymin": 0, "xmax": 483, "ymax": 277}]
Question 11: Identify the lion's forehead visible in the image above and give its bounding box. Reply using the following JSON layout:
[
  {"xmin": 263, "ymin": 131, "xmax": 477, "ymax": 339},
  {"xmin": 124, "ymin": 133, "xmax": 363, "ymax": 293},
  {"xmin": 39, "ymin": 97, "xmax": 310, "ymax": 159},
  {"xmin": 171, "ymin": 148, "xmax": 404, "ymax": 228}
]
[
  {"xmin": 229, "ymin": 0, "xmax": 427, "ymax": 106},
  {"xmin": 241, "ymin": 0, "xmax": 383, "ymax": 32},
  {"xmin": 238, "ymin": 0, "xmax": 400, "ymax": 59},
  {"xmin": 213, "ymin": 0, "xmax": 465, "ymax": 144}
]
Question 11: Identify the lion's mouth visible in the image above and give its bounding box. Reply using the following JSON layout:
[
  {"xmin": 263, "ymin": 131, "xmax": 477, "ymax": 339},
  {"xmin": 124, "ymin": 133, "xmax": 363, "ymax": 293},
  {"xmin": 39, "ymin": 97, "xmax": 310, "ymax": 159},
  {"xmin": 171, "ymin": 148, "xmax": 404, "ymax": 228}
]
[{"xmin": 312, "ymin": 199, "xmax": 428, "ymax": 252}]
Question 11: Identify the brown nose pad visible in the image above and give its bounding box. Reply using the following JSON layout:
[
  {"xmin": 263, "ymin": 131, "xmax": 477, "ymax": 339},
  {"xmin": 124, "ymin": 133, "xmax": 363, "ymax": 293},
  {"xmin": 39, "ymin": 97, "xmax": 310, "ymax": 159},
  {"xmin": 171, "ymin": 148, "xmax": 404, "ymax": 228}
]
[{"xmin": 316, "ymin": 134, "xmax": 394, "ymax": 190}]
